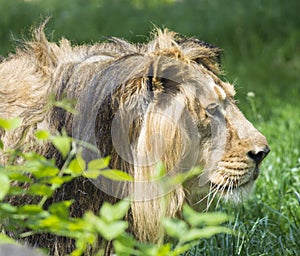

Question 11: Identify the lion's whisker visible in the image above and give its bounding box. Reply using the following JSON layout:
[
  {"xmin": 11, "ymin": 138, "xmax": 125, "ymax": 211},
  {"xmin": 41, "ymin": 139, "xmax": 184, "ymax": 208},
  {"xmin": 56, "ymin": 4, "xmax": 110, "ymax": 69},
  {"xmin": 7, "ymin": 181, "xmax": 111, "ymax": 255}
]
[
  {"xmin": 217, "ymin": 181, "xmax": 227, "ymax": 205},
  {"xmin": 215, "ymin": 177, "xmax": 230, "ymax": 208},
  {"xmin": 205, "ymin": 173, "xmax": 220, "ymax": 210},
  {"xmin": 194, "ymin": 183, "xmax": 219, "ymax": 207},
  {"xmin": 206, "ymin": 174, "xmax": 227, "ymax": 211}
]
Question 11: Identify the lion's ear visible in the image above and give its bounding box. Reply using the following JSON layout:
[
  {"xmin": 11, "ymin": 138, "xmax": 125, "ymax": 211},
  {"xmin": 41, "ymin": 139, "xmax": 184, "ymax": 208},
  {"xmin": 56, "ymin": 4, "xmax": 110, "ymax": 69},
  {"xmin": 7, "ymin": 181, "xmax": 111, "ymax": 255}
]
[
  {"xmin": 145, "ymin": 76, "xmax": 154, "ymax": 93},
  {"xmin": 176, "ymin": 38, "xmax": 222, "ymax": 75},
  {"xmin": 27, "ymin": 20, "xmax": 61, "ymax": 76},
  {"xmin": 144, "ymin": 76, "xmax": 180, "ymax": 96},
  {"xmin": 144, "ymin": 60, "xmax": 181, "ymax": 95}
]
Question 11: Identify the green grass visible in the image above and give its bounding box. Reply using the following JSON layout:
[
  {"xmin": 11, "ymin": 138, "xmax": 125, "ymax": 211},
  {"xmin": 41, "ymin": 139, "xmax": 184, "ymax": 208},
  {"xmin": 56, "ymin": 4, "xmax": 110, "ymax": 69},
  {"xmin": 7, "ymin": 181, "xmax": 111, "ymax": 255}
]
[{"xmin": 0, "ymin": 0, "xmax": 299, "ymax": 255}]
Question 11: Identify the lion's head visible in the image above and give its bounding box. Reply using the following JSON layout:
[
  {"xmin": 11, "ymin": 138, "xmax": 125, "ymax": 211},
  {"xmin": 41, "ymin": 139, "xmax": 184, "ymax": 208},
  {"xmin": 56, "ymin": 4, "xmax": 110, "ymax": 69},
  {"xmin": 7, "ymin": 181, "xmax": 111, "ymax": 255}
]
[{"xmin": 0, "ymin": 25, "xmax": 269, "ymax": 250}]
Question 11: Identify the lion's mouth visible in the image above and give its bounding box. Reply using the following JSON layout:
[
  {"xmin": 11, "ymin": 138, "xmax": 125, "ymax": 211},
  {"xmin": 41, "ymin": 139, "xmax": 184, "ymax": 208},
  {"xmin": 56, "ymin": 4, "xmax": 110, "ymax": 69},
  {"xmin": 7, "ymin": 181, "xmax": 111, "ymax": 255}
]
[
  {"xmin": 210, "ymin": 166, "xmax": 259, "ymax": 192},
  {"xmin": 210, "ymin": 182, "xmax": 233, "ymax": 191}
]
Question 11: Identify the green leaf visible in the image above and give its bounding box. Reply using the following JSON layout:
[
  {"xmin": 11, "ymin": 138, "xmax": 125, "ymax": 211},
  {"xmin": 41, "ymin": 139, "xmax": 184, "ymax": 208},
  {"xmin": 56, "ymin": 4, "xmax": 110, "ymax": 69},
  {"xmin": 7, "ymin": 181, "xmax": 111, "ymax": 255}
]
[
  {"xmin": 187, "ymin": 166, "xmax": 203, "ymax": 177},
  {"xmin": 100, "ymin": 200, "xmax": 130, "ymax": 223},
  {"xmin": 48, "ymin": 200, "xmax": 73, "ymax": 220},
  {"xmin": 113, "ymin": 240, "xmax": 137, "ymax": 256},
  {"xmin": 67, "ymin": 219, "xmax": 88, "ymax": 233},
  {"xmin": 136, "ymin": 243, "xmax": 160, "ymax": 256},
  {"xmin": 18, "ymin": 205, "xmax": 43, "ymax": 215},
  {"xmin": 166, "ymin": 167, "xmax": 203, "ymax": 188},
  {"xmin": 83, "ymin": 169, "xmax": 103, "ymax": 179},
  {"xmin": 7, "ymin": 172, "xmax": 31, "ymax": 183},
  {"xmin": 32, "ymin": 166, "xmax": 60, "ymax": 179},
  {"xmin": 166, "ymin": 173, "xmax": 187, "ymax": 187},
  {"xmin": 23, "ymin": 152, "xmax": 48, "ymax": 161},
  {"xmin": 84, "ymin": 211, "xmax": 128, "ymax": 240},
  {"xmin": 0, "ymin": 139, "xmax": 3, "ymax": 150},
  {"xmin": 25, "ymin": 159, "xmax": 59, "ymax": 179},
  {"xmin": 0, "ymin": 203, "xmax": 17, "ymax": 213},
  {"xmin": 73, "ymin": 232, "xmax": 96, "ymax": 256},
  {"xmin": 156, "ymin": 244, "xmax": 173, "ymax": 256},
  {"xmin": 113, "ymin": 234, "xmax": 138, "ymax": 256},
  {"xmin": 8, "ymin": 186, "xmax": 24, "ymax": 196},
  {"xmin": 51, "ymin": 95, "xmax": 77, "ymax": 114},
  {"xmin": 84, "ymin": 169, "xmax": 133, "ymax": 181},
  {"xmin": 35, "ymin": 130, "xmax": 50, "ymax": 140},
  {"xmin": 17, "ymin": 205, "xmax": 48, "ymax": 220},
  {"xmin": 180, "ymin": 226, "xmax": 232, "ymax": 243},
  {"xmin": 183, "ymin": 204, "xmax": 231, "ymax": 227},
  {"xmin": 0, "ymin": 117, "xmax": 21, "ymax": 131},
  {"xmin": 28, "ymin": 184, "xmax": 53, "ymax": 197},
  {"xmin": 137, "ymin": 243, "xmax": 172, "ymax": 256},
  {"xmin": 43, "ymin": 176, "xmax": 73, "ymax": 186},
  {"xmin": 153, "ymin": 161, "xmax": 167, "ymax": 179},
  {"xmin": 98, "ymin": 169, "xmax": 133, "ymax": 181},
  {"xmin": 51, "ymin": 133, "xmax": 71, "ymax": 159},
  {"xmin": 162, "ymin": 218, "xmax": 188, "ymax": 239},
  {"xmin": 0, "ymin": 173, "xmax": 10, "ymax": 200},
  {"xmin": 171, "ymin": 244, "xmax": 193, "ymax": 256},
  {"xmin": 67, "ymin": 156, "xmax": 85, "ymax": 175},
  {"xmin": 95, "ymin": 219, "xmax": 128, "ymax": 240},
  {"xmin": 87, "ymin": 156, "xmax": 110, "ymax": 170},
  {"xmin": 38, "ymin": 215, "xmax": 61, "ymax": 229}
]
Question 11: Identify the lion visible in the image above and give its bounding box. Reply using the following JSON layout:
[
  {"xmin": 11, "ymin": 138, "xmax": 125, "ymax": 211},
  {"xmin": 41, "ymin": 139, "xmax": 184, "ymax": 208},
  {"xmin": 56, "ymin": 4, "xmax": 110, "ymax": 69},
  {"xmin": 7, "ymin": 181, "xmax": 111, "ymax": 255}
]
[{"xmin": 0, "ymin": 22, "xmax": 269, "ymax": 255}]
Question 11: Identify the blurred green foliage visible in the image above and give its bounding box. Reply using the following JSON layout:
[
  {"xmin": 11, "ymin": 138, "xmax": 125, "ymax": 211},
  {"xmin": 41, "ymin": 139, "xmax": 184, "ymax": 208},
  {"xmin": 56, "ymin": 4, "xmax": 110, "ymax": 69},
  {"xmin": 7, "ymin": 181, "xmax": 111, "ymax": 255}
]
[{"xmin": 0, "ymin": 119, "xmax": 231, "ymax": 255}]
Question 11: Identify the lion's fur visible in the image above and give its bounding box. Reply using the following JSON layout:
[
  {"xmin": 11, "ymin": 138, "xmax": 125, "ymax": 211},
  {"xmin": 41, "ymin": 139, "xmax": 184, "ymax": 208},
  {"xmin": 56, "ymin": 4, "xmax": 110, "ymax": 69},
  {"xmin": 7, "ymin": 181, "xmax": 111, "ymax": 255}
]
[{"xmin": 0, "ymin": 22, "xmax": 269, "ymax": 255}]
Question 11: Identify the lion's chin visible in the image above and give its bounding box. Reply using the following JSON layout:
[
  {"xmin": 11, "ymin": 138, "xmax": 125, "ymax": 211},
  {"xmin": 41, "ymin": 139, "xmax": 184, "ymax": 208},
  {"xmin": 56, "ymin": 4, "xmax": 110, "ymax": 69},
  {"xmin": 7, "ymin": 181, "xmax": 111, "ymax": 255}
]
[
  {"xmin": 217, "ymin": 180, "xmax": 255, "ymax": 204},
  {"xmin": 206, "ymin": 165, "xmax": 259, "ymax": 204}
]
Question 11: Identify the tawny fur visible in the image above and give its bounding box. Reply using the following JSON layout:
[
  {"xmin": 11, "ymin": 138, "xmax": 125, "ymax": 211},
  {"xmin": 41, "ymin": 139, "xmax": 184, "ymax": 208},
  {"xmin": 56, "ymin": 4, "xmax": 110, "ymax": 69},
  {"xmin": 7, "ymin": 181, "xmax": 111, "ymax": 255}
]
[{"xmin": 0, "ymin": 22, "xmax": 269, "ymax": 255}]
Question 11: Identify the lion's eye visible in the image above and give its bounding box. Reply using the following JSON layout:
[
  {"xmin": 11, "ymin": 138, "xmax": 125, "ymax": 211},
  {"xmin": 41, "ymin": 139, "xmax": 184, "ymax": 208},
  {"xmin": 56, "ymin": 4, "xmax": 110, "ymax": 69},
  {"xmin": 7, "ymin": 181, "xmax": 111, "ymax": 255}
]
[{"xmin": 206, "ymin": 103, "xmax": 219, "ymax": 115}]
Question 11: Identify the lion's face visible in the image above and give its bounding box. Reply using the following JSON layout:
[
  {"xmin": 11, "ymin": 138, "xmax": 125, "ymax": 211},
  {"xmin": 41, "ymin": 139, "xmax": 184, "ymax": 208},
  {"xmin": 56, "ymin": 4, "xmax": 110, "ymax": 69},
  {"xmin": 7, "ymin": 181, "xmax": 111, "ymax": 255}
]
[
  {"xmin": 187, "ymin": 72, "xmax": 270, "ymax": 205},
  {"xmin": 157, "ymin": 62, "xmax": 270, "ymax": 206}
]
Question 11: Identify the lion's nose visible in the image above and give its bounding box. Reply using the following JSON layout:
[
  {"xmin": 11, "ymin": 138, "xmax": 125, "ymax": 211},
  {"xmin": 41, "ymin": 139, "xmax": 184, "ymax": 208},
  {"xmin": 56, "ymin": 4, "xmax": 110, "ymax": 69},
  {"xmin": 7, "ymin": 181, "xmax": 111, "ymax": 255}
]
[{"xmin": 247, "ymin": 146, "xmax": 270, "ymax": 164}]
